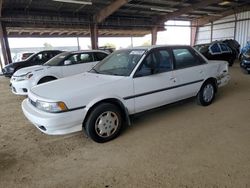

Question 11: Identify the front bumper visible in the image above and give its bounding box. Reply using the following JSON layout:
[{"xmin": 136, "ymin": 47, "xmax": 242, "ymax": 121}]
[
  {"xmin": 240, "ymin": 60, "xmax": 250, "ymax": 71},
  {"xmin": 22, "ymin": 98, "xmax": 86, "ymax": 135},
  {"xmin": 217, "ymin": 73, "xmax": 230, "ymax": 87},
  {"xmin": 10, "ymin": 79, "xmax": 30, "ymax": 95},
  {"xmin": 2, "ymin": 68, "xmax": 14, "ymax": 77}
]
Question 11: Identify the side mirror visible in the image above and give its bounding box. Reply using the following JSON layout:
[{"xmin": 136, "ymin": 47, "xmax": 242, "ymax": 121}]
[{"xmin": 64, "ymin": 60, "xmax": 72, "ymax": 65}]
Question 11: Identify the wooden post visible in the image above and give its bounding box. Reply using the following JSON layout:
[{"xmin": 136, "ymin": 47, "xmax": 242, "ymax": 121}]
[
  {"xmin": 210, "ymin": 21, "xmax": 213, "ymax": 43},
  {"xmin": 90, "ymin": 24, "xmax": 98, "ymax": 49},
  {"xmin": 0, "ymin": 22, "xmax": 12, "ymax": 65},
  {"xmin": 151, "ymin": 26, "xmax": 158, "ymax": 45},
  {"xmin": 190, "ymin": 21, "xmax": 198, "ymax": 46}
]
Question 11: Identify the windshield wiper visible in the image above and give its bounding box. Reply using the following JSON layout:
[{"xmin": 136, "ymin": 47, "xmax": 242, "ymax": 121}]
[{"xmin": 91, "ymin": 68, "xmax": 100, "ymax": 74}]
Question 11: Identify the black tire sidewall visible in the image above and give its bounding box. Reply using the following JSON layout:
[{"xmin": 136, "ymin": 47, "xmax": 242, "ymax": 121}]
[
  {"xmin": 197, "ymin": 82, "xmax": 215, "ymax": 106},
  {"xmin": 85, "ymin": 103, "xmax": 123, "ymax": 143}
]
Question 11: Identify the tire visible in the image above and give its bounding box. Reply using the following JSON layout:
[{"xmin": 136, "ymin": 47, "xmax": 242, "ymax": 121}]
[
  {"xmin": 38, "ymin": 77, "xmax": 56, "ymax": 84},
  {"xmin": 228, "ymin": 58, "xmax": 234, "ymax": 67},
  {"xmin": 85, "ymin": 103, "xmax": 123, "ymax": 143},
  {"xmin": 197, "ymin": 81, "xmax": 216, "ymax": 106}
]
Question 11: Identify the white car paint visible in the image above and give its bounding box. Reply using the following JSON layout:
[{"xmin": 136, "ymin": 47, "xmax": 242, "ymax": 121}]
[
  {"xmin": 10, "ymin": 50, "xmax": 109, "ymax": 95},
  {"xmin": 21, "ymin": 45, "xmax": 230, "ymax": 136}
]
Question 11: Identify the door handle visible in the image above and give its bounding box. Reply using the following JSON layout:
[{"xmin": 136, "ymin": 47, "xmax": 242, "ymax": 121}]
[
  {"xmin": 170, "ymin": 77, "xmax": 177, "ymax": 82},
  {"xmin": 199, "ymin": 70, "xmax": 203, "ymax": 74}
]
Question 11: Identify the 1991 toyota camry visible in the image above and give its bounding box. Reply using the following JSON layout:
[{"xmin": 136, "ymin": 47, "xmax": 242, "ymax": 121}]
[{"xmin": 22, "ymin": 45, "xmax": 230, "ymax": 143}]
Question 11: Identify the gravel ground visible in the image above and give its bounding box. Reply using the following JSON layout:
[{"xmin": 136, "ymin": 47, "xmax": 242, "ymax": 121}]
[{"xmin": 0, "ymin": 63, "xmax": 250, "ymax": 188}]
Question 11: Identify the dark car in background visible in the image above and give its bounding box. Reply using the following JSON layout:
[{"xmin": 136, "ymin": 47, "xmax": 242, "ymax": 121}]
[
  {"xmin": 21, "ymin": 52, "xmax": 34, "ymax": 60},
  {"xmin": 194, "ymin": 42, "xmax": 235, "ymax": 66},
  {"xmin": 222, "ymin": 39, "xmax": 240, "ymax": 60},
  {"xmin": 240, "ymin": 49, "xmax": 250, "ymax": 74},
  {"xmin": 2, "ymin": 50, "xmax": 63, "ymax": 77},
  {"xmin": 239, "ymin": 41, "xmax": 250, "ymax": 60}
]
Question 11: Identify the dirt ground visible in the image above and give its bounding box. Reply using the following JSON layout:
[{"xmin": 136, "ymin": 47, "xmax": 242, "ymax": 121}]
[{"xmin": 0, "ymin": 63, "xmax": 250, "ymax": 188}]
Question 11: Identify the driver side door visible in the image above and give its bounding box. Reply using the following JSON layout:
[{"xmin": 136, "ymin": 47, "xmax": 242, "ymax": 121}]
[{"xmin": 132, "ymin": 48, "xmax": 177, "ymax": 113}]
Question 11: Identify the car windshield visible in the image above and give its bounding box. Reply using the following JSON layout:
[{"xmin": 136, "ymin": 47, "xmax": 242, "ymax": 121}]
[
  {"xmin": 90, "ymin": 49, "xmax": 146, "ymax": 76},
  {"xmin": 43, "ymin": 52, "xmax": 69, "ymax": 66}
]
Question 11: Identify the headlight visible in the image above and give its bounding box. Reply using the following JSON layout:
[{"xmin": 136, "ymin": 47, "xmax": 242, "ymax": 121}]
[
  {"xmin": 36, "ymin": 100, "xmax": 68, "ymax": 113},
  {"xmin": 14, "ymin": 72, "xmax": 33, "ymax": 81}
]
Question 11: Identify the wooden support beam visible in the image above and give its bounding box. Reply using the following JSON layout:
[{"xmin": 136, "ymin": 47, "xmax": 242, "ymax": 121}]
[
  {"xmin": 0, "ymin": 22, "xmax": 12, "ymax": 65},
  {"xmin": 210, "ymin": 22, "xmax": 213, "ymax": 42},
  {"xmin": 190, "ymin": 21, "xmax": 197, "ymax": 46},
  {"xmin": 195, "ymin": 5, "xmax": 250, "ymax": 26},
  {"xmin": 74, "ymin": 4, "xmax": 86, "ymax": 13},
  {"xmin": 0, "ymin": 0, "xmax": 2, "ymax": 17},
  {"xmin": 95, "ymin": 0, "xmax": 130, "ymax": 23},
  {"xmin": 25, "ymin": 0, "xmax": 33, "ymax": 11},
  {"xmin": 151, "ymin": 26, "xmax": 158, "ymax": 45},
  {"xmin": 158, "ymin": 0, "xmax": 222, "ymax": 24},
  {"xmin": 90, "ymin": 24, "xmax": 98, "ymax": 49}
]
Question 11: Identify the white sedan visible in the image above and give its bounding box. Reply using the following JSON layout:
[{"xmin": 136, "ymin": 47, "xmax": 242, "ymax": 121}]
[
  {"xmin": 22, "ymin": 45, "xmax": 230, "ymax": 143},
  {"xmin": 10, "ymin": 50, "xmax": 109, "ymax": 95}
]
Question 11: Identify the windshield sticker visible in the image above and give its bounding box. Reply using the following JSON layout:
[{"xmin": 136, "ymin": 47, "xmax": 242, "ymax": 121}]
[{"xmin": 129, "ymin": 51, "xmax": 145, "ymax": 55}]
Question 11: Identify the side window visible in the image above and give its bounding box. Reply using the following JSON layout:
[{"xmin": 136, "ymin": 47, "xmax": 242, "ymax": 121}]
[
  {"xmin": 67, "ymin": 54, "xmax": 78, "ymax": 64},
  {"xmin": 135, "ymin": 52, "xmax": 157, "ymax": 77},
  {"xmin": 157, "ymin": 50, "xmax": 172, "ymax": 73},
  {"xmin": 135, "ymin": 49, "xmax": 172, "ymax": 77},
  {"xmin": 66, "ymin": 53, "xmax": 94, "ymax": 64},
  {"xmin": 32, "ymin": 53, "xmax": 43, "ymax": 63},
  {"xmin": 78, "ymin": 53, "xmax": 93, "ymax": 63},
  {"xmin": 220, "ymin": 43, "xmax": 230, "ymax": 53},
  {"xmin": 94, "ymin": 52, "xmax": 108, "ymax": 61},
  {"xmin": 209, "ymin": 43, "xmax": 221, "ymax": 54},
  {"xmin": 173, "ymin": 48, "xmax": 201, "ymax": 69}
]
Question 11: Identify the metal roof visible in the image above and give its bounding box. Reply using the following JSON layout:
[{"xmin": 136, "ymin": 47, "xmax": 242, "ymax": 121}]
[{"xmin": 1, "ymin": 0, "xmax": 250, "ymax": 37}]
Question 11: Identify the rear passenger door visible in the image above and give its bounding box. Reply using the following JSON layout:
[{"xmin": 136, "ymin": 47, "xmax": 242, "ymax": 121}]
[{"xmin": 171, "ymin": 47, "xmax": 206, "ymax": 100}]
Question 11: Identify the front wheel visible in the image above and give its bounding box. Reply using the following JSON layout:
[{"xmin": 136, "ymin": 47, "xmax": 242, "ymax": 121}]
[
  {"xmin": 85, "ymin": 103, "xmax": 123, "ymax": 143},
  {"xmin": 197, "ymin": 81, "xmax": 216, "ymax": 106}
]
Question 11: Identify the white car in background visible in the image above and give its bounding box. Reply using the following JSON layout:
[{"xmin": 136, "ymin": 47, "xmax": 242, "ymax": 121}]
[
  {"xmin": 22, "ymin": 45, "xmax": 230, "ymax": 143},
  {"xmin": 10, "ymin": 50, "xmax": 109, "ymax": 95}
]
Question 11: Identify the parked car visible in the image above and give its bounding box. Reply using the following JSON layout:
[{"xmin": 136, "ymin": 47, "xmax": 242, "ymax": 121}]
[
  {"xmin": 239, "ymin": 41, "xmax": 250, "ymax": 60},
  {"xmin": 2, "ymin": 50, "xmax": 63, "ymax": 77},
  {"xmin": 222, "ymin": 39, "xmax": 240, "ymax": 60},
  {"xmin": 240, "ymin": 48, "xmax": 250, "ymax": 74},
  {"xmin": 21, "ymin": 52, "xmax": 34, "ymax": 60},
  {"xmin": 98, "ymin": 46, "xmax": 115, "ymax": 53},
  {"xmin": 22, "ymin": 45, "xmax": 230, "ymax": 143},
  {"xmin": 10, "ymin": 50, "xmax": 109, "ymax": 95},
  {"xmin": 12, "ymin": 52, "xmax": 34, "ymax": 62},
  {"xmin": 194, "ymin": 42, "xmax": 235, "ymax": 66}
]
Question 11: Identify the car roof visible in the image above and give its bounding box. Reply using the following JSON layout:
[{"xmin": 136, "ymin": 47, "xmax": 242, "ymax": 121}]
[
  {"xmin": 69, "ymin": 50, "xmax": 110, "ymax": 54},
  {"xmin": 120, "ymin": 45, "xmax": 191, "ymax": 51}
]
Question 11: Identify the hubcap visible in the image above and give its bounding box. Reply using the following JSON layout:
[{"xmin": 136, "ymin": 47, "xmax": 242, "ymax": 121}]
[
  {"xmin": 203, "ymin": 84, "xmax": 214, "ymax": 102},
  {"xmin": 95, "ymin": 111, "xmax": 119, "ymax": 138}
]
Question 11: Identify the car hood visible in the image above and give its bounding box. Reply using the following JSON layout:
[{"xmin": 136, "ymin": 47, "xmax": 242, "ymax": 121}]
[
  {"xmin": 4, "ymin": 61, "xmax": 25, "ymax": 69},
  {"xmin": 13, "ymin": 65, "xmax": 47, "ymax": 76},
  {"xmin": 30, "ymin": 72, "xmax": 125, "ymax": 102}
]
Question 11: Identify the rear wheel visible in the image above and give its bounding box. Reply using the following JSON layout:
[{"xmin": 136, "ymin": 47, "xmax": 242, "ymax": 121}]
[
  {"xmin": 228, "ymin": 58, "xmax": 234, "ymax": 66},
  {"xmin": 197, "ymin": 81, "xmax": 216, "ymax": 106},
  {"xmin": 85, "ymin": 103, "xmax": 123, "ymax": 143}
]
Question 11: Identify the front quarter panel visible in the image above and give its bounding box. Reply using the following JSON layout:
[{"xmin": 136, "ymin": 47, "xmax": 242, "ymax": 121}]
[
  {"xmin": 202, "ymin": 60, "xmax": 229, "ymax": 87},
  {"xmin": 68, "ymin": 77, "xmax": 135, "ymax": 114}
]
